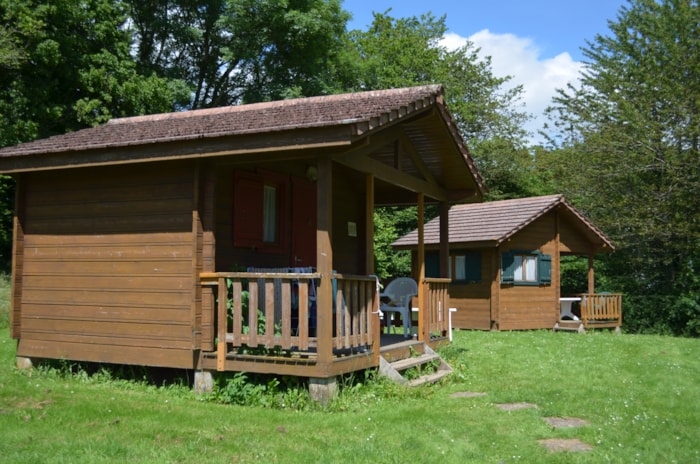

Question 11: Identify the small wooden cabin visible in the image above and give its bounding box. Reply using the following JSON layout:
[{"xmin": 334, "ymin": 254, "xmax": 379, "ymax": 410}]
[
  {"xmin": 393, "ymin": 195, "xmax": 619, "ymax": 331},
  {"xmin": 0, "ymin": 85, "xmax": 485, "ymax": 387}
]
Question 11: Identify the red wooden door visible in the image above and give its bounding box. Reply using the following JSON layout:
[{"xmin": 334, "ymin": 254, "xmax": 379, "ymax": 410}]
[{"xmin": 291, "ymin": 177, "xmax": 317, "ymax": 268}]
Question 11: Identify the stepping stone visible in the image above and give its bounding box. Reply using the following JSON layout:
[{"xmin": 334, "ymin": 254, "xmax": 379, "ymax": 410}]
[
  {"xmin": 450, "ymin": 391, "xmax": 487, "ymax": 398},
  {"xmin": 495, "ymin": 402, "xmax": 538, "ymax": 411},
  {"xmin": 538, "ymin": 438, "xmax": 593, "ymax": 452},
  {"xmin": 543, "ymin": 416, "xmax": 590, "ymax": 428}
]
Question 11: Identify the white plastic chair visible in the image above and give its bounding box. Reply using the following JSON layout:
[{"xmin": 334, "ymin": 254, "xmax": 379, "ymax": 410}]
[{"xmin": 379, "ymin": 277, "xmax": 418, "ymax": 338}]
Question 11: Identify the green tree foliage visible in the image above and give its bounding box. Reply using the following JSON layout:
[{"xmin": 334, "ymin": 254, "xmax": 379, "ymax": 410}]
[
  {"xmin": 0, "ymin": 0, "xmax": 189, "ymax": 145},
  {"xmin": 126, "ymin": 0, "xmax": 349, "ymax": 107},
  {"xmin": 0, "ymin": 0, "xmax": 192, "ymax": 271},
  {"xmin": 342, "ymin": 12, "xmax": 530, "ymax": 148},
  {"xmin": 342, "ymin": 11, "xmax": 538, "ymax": 277},
  {"xmin": 372, "ymin": 207, "xmax": 420, "ymax": 280},
  {"xmin": 546, "ymin": 0, "xmax": 700, "ymax": 336}
]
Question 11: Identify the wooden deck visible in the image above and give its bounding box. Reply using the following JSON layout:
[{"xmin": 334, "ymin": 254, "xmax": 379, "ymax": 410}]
[
  {"xmin": 554, "ymin": 293, "xmax": 622, "ymax": 333},
  {"xmin": 199, "ymin": 272, "xmax": 451, "ymax": 378}
]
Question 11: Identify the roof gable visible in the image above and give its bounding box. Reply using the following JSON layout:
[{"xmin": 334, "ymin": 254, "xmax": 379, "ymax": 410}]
[{"xmin": 393, "ymin": 194, "xmax": 614, "ymax": 252}]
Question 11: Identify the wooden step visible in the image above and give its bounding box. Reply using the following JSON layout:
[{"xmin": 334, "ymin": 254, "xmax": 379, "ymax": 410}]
[
  {"xmin": 408, "ymin": 369, "xmax": 452, "ymax": 387},
  {"xmin": 378, "ymin": 342, "xmax": 453, "ymax": 387},
  {"xmin": 554, "ymin": 322, "xmax": 585, "ymax": 333},
  {"xmin": 390, "ymin": 352, "xmax": 441, "ymax": 372},
  {"xmin": 380, "ymin": 339, "xmax": 425, "ymax": 363}
]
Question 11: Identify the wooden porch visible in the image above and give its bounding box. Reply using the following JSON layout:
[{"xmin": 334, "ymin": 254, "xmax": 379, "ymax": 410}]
[
  {"xmin": 199, "ymin": 272, "xmax": 451, "ymax": 378},
  {"xmin": 555, "ymin": 293, "xmax": 622, "ymax": 333}
]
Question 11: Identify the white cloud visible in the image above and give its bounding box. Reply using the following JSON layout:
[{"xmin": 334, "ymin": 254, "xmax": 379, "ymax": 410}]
[{"xmin": 440, "ymin": 30, "xmax": 583, "ymax": 144}]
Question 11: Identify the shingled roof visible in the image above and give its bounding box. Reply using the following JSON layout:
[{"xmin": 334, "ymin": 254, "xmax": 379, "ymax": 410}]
[
  {"xmin": 393, "ymin": 194, "xmax": 614, "ymax": 251},
  {"xmin": 0, "ymin": 84, "xmax": 450, "ymax": 156}
]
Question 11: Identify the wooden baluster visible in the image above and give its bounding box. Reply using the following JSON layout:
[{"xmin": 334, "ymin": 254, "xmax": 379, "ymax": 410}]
[
  {"xmin": 248, "ymin": 280, "xmax": 258, "ymax": 348},
  {"xmin": 217, "ymin": 277, "xmax": 227, "ymax": 371},
  {"xmin": 281, "ymin": 279, "xmax": 291, "ymax": 349},
  {"xmin": 298, "ymin": 278, "xmax": 309, "ymax": 350},
  {"xmin": 231, "ymin": 280, "xmax": 242, "ymax": 347}
]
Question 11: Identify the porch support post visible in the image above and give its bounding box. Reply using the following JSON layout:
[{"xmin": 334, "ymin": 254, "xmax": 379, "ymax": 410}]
[
  {"xmin": 587, "ymin": 252, "xmax": 595, "ymax": 294},
  {"xmin": 554, "ymin": 210, "xmax": 561, "ymax": 321},
  {"xmin": 417, "ymin": 193, "xmax": 428, "ymax": 342},
  {"xmin": 199, "ymin": 162, "xmax": 217, "ymax": 352},
  {"xmin": 366, "ymin": 174, "xmax": 380, "ymax": 366},
  {"xmin": 365, "ymin": 174, "xmax": 374, "ymax": 275},
  {"xmin": 316, "ymin": 157, "xmax": 333, "ymax": 367},
  {"xmin": 439, "ymin": 202, "xmax": 450, "ymax": 278}
]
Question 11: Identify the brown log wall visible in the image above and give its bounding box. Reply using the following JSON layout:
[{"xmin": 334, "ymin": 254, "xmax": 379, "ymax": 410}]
[
  {"xmin": 497, "ymin": 213, "xmax": 559, "ymax": 330},
  {"xmin": 15, "ymin": 161, "xmax": 200, "ymax": 369}
]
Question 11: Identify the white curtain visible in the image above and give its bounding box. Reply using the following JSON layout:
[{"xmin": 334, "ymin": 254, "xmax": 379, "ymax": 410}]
[
  {"xmin": 513, "ymin": 255, "xmax": 537, "ymax": 281},
  {"xmin": 455, "ymin": 255, "xmax": 466, "ymax": 280},
  {"xmin": 262, "ymin": 185, "xmax": 277, "ymax": 242}
]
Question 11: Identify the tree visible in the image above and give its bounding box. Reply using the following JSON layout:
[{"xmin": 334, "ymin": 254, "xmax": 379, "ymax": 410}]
[
  {"xmin": 0, "ymin": 0, "xmax": 190, "ymax": 146},
  {"xmin": 126, "ymin": 0, "xmax": 350, "ymax": 108},
  {"xmin": 546, "ymin": 0, "xmax": 700, "ymax": 336},
  {"xmin": 0, "ymin": 0, "xmax": 192, "ymax": 271},
  {"xmin": 343, "ymin": 11, "xmax": 530, "ymax": 147},
  {"xmin": 341, "ymin": 11, "xmax": 536, "ymax": 276}
]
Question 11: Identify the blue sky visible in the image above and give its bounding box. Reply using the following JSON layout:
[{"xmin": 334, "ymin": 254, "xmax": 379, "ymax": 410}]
[{"xmin": 342, "ymin": 0, "xmax": 629, "ymax": 142}]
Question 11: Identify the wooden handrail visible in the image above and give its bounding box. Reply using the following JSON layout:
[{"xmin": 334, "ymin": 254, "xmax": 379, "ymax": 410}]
[
  {"xmin": 579, "ymin": 293, "xmax": 622, "ymax": 328},
  {"xmin": 423, "ymin": 278, "xmax": 451, "ymax": 339},
  {"xmin": 201, "ymin": 272, "xmax": 377, "ymax": 370}
]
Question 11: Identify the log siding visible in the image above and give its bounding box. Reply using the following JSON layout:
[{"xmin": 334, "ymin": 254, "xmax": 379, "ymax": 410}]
[{"xmin": 16, "ymin": 161, "xmax": 200, "ymax": 368}]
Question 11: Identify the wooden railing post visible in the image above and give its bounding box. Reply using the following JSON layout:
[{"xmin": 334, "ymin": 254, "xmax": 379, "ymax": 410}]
[{"xmin": 217, "ymin": 276, "xmax": 227, "ymax": 372}]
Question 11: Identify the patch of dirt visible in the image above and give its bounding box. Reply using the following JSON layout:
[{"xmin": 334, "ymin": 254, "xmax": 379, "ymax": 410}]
[
  {"xmin": 15, "ymin": 399, "xmax": 54, "ymax": 410},
  {"xmin": 495, "ymin": 402, "xmax": 539, "ymax": 411},
  {"xmin": 543, "ymin": 416, "xmax": 590, "ymax": 428},
  {"xmin": 538, "ymin": 438, "xmax": 593, "ymax": 452},
  {"xmin": 450, "ymin": 391, "xmax": 487, "ymax": 398}
]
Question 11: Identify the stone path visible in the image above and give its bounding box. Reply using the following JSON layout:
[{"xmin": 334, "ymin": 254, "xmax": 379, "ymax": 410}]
[
  {"xmin": 451, "ymin": 392, "xmax": 593, "ymax": 453},
  {"xmin": 494, "ymin": 402, "xmax": 538, "ymax": 411}
]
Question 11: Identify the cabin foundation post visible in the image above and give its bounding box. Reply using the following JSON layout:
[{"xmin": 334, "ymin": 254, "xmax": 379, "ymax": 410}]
[
  {"xmin": 194, "ymin": 370, "xmax": 214, "ymax": 395},
  {"xmin": 16, "ymin": 356, "xmax": 34, "ymax": 370},
  {"xmin": 309, "ymin": 376, "xmax": 337, "ymax": 405}
]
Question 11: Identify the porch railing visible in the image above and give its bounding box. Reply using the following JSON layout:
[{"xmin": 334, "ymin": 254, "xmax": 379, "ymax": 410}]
[
  {"xmin": 332, "ymin": 274, "xmax": 379, "ymax": 350},
  {"xmin": 200, "ymin": 272, "xmax": 378, "ymax": 371},
  {"xmin": 580, "ymin": 293, "xmax": 622, "ymax": 328},
  {"xmin": 423, "ymin": 278, "xmax": 451, "ymax": 339}
]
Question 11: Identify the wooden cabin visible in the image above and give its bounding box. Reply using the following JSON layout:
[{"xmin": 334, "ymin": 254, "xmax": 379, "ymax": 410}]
[
  {"xmin": 0, "ymin": 85, "xmax": 485, "ymax": 393},
  {"xmin": 393, "ymin": 195, "xmax": 621, "ymax": 331}
]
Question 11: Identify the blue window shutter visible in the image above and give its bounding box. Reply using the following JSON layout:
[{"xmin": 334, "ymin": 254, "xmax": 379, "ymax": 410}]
[
  {"xmin": 465, "ymin": 252, "xmax": 482, "ymax": 282},
  {"xmin": 538, "ymin": 253, "xmax": 552, "ymax": 285},
  {"xmin": 501, "ymin": 251, "xmax": 515, "ymax": 284},
  {"xmin": 425, "ymin": 251, "xmax": 440, "ymax": 278}
]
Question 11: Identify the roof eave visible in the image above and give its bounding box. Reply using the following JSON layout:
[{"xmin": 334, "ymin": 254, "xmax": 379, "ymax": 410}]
[{"xmin": 0, "ymin": 125, "xmax": 354, "ymax": 173}]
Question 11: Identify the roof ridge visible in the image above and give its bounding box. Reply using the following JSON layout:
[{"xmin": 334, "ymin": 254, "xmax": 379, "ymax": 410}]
[{"xmin": 108, "ymin": 85, "xmax": 445, "ymax": 126}]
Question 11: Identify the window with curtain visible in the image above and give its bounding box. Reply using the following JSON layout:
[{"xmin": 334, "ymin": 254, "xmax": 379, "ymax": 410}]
[
  {"xmin": 233, "ymin": 169, "xmax": 288, "ymax": 253},
  {"xmin": 426, "ymin": 251, "xmax": 481, "ymax": 282},
  {"xmin": 513, "ymin": 254, "xmax": 537, "ymax": 282},
  {"xmin": 501, "ymin": 250, "xmax": 552, "ymax": 285}
]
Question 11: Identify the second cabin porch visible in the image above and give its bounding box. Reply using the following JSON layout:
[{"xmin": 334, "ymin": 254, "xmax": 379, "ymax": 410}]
[{"xmin": 199, "ymin": 271, "xmax": 451, "ymax": 377}]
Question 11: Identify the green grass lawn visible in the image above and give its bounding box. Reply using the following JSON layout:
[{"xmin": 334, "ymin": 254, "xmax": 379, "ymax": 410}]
[{"xmin": 0, "ymin": 279, "xmax": 698, "ymax": 463}]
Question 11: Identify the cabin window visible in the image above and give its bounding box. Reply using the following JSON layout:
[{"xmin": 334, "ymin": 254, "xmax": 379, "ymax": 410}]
[
  {"xmin": 425, "ymin": 251, "xmax": 481, "ymax": 283},
  {"xmin": 233, "ymin": 169, "xmax": 288, "ymax": 253},
  {"xmin": 501, "ymin": 250, "xmax": 552, "ymax": 285}
]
